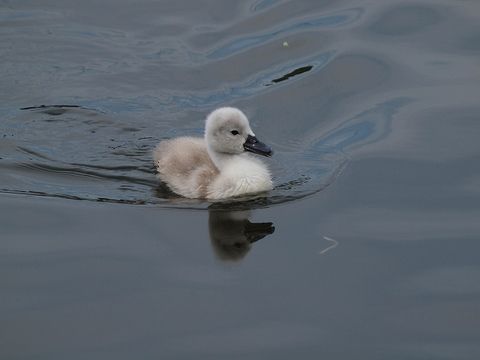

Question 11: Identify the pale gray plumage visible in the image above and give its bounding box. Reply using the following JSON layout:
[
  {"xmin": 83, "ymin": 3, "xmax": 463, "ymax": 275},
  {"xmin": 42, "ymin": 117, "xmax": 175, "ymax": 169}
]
[{"xmin": 153, "ymin": 107, "xmax": 273, "ymax": 199}]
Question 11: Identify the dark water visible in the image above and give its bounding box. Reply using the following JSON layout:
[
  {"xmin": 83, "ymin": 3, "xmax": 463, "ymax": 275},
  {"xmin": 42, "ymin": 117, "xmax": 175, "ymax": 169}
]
[{"xmin": 1, "ymin": 0, "xmax": 480, "ymax": 358}]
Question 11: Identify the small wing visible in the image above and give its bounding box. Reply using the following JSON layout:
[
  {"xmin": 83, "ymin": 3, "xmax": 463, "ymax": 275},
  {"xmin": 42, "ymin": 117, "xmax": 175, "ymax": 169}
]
[{"xmin": 153, "ymin": 137, "xmax": 218, "ymax": 198}]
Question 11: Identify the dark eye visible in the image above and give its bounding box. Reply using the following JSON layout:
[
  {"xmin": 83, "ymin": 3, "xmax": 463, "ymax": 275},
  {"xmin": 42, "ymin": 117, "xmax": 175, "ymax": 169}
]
[{"xmin": 231, "ymin": 130, "xmax": 239, "ymax": 135}]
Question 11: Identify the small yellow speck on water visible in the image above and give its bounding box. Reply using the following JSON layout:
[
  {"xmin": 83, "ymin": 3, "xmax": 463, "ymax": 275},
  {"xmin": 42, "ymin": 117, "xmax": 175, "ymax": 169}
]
[{"xmin": 283, "ymin": 41, "xmax": 289, "ymax": 47}]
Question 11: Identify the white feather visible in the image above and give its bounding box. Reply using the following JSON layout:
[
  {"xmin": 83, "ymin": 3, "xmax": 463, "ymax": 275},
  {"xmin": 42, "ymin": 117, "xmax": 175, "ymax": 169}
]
[{"xmin": 153, "ymin": 107, "xmax": 273, "ymax": 199}]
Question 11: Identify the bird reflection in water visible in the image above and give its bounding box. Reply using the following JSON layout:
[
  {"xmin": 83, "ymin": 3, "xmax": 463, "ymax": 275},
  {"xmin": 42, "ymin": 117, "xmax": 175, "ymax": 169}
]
[{"xmin": 208, "ymin": 209, "xmax": 275, "ymax": 261}]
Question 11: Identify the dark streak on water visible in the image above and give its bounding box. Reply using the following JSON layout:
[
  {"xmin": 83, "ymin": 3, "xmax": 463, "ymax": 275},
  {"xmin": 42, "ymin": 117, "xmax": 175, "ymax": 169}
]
[{"xmin": 270, "ymin": 65, "xmax": 313, "ymax": 84}]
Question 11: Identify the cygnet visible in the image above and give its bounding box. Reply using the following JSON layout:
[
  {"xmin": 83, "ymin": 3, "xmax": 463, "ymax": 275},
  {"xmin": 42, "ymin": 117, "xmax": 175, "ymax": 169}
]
[{"xmin": 153, "ymin": 107, "xmax": 273, "ymax": 199}]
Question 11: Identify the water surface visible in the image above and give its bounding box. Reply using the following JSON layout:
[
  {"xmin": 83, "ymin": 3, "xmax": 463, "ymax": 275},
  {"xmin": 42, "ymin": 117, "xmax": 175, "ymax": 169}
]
[{"xmin": 1, "ymin": 0, "xmax": 480, "ymax": 359}]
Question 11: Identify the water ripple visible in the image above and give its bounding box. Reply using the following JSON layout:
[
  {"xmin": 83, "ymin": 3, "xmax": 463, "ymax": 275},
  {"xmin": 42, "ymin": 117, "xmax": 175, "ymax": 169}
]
[
  {"xmin": 167, "ymin": 51, "xmax": 334, "ymax": 110},
  {"xmin": 0, "ymin": 93, "xmax": 409, "ymax": 209},
  {"xmin": 250, "ymin": 0, "xmax": 283, "ymax": 13},
  {"xmin": 207, "ymin": 8, "xmax": 362, "ymax": 59}
]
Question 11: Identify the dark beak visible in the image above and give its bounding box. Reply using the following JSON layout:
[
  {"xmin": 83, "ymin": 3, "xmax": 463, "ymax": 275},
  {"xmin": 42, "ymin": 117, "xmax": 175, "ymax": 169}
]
[
  {"xmin": 244, "ymin": 221, "xmax": 275, "ymax": 243},
  {"xmin": 243, "ymin": 135, "xmax": 273, "ymax": 157}
]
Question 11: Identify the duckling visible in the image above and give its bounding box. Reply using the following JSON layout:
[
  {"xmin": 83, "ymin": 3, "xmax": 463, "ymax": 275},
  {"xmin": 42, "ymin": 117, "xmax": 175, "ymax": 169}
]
[{"xmin": 153, "ymin": 107, "xmax": 273, "ymax": 199}]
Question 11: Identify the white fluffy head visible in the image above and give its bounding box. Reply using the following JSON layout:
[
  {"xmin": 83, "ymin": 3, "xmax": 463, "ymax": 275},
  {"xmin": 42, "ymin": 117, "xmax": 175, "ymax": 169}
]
[{"xmin": 205, "ymin": 107, "xmax": 255, "ymax": 154}]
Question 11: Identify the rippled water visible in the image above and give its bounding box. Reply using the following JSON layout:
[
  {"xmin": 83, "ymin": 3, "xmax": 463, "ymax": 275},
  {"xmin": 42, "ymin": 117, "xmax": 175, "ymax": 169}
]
[
  {"xmin": 1, "ymin": 102, "xmax": 348, "ymax": 208},
  {"xmin": 0, "ymin": 0, "xmax": 411, "ymax": 208},
  {"xmin": 1, "ymin": 4, "xmax": 361, "ymax": 208},
  {"xmin": 2, "ymin": 0, "xmax": 480, "ymax": 359}
]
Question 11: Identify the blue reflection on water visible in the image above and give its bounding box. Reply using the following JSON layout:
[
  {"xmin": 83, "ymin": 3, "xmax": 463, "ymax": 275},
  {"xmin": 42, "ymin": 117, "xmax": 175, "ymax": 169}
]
[
  {"xmin": 208, "ymin": 8, "xmax": 363, "ymax": 59},
  {"xmin": 309, "ymin": 98, "xmax": 412, "ymax": 155},
  {"xmin": 250, "ymin": 0, "xmax": 282, "ymax": 13},
  {"xmin": 169, "ymin": 52, "xmax": 334, "ymax": 110}
]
